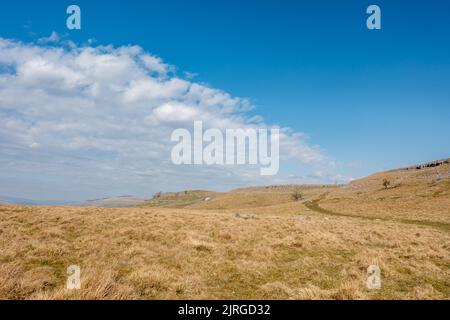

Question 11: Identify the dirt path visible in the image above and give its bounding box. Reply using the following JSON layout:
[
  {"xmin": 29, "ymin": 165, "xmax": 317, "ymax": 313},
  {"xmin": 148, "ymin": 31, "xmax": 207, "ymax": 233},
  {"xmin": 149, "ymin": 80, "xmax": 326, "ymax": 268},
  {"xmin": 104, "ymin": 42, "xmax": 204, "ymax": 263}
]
[{"xmin": 304, "ymin": 197, "xmax": 450, "ymax": 232}]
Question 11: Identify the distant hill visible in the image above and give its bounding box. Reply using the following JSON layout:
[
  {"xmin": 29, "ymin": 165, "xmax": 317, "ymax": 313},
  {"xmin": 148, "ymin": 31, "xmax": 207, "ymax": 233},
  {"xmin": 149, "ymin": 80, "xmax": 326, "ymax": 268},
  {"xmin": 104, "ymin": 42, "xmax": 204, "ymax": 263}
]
[
  {"xmin": 143, "ymin": 158, "xmax": 450, "ymax": 223},
  {"xmin": 141, "ymin": 190, "xmax": 220, "ymax": 208},
  {"xmin": 0, "ymin": 196, "xmax": 71, "ymax": 206},
  {"xmin": 0, "ymin": 195, "xmax": 149, "ymax": 208},
  {"xmin": 342, "ymin": 158, "xmax": 450, "ymax": 192},
  {"xmin": 308, "ymin": 158, "xmax": 450, "ymax": 224},
  {"xmin": 2, "ymin": 158, "xmax": 448, "ymax": 210},
  {"xmin": 78, "ymin": 196, "xmax": 150, "ymax": 208}
]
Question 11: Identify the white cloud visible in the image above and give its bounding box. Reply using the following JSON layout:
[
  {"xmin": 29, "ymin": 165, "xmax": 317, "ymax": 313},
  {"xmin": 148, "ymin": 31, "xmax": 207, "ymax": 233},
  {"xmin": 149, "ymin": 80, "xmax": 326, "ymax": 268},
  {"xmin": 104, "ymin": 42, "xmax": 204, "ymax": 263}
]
[
  {"xmin": 0, "ymin": 37, "xmax": 341, "ymax": 200},
  {"xmin": 37, "ymin": 31, "xmax": 60, "ymax": 44},
  {"xmin": 140, "ymin": 54, "xmax": 171, "ymax": 75},
  {"xmin": 29, "ymin": 142, "xmax": 41, "ymax": 149},
  {"xmin": 152, "ymin": 102, "xmax": 199, "ymax": 123}
]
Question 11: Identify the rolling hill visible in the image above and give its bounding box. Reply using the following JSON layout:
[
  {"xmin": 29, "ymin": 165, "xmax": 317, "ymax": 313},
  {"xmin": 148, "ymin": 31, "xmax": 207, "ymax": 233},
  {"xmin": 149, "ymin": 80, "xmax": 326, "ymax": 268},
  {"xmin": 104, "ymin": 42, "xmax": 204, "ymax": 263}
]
[
  {"xmin": 0, "ymin": 158, "xmax": 448, "ymax": 300},
  {"xmin": 78, "ymin": 196, "xmax": 150, "ymax": 208}
]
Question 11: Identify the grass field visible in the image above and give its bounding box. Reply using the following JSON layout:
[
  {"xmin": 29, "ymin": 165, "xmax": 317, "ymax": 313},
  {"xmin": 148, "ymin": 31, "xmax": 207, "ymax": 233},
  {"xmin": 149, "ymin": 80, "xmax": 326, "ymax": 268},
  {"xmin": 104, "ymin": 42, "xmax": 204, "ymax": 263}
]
[{"xmin": 0, "ymin": 160, "xmax": 449, "ymax": 299}]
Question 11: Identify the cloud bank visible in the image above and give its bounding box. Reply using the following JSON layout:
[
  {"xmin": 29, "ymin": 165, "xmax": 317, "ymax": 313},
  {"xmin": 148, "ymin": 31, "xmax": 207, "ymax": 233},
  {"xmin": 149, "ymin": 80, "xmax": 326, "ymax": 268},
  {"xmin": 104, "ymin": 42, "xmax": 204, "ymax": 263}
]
[{"xmin": 0, "ymin": 36, "xmax": 341, "ymax": 201}]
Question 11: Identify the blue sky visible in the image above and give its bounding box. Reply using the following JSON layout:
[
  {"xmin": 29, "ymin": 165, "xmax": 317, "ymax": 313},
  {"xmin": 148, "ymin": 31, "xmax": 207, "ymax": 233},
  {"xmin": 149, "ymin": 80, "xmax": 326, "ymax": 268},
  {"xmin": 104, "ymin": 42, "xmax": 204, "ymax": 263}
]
[{"xmin": 0, "ymin": 1, "xmax": 449, "ymax": 201}]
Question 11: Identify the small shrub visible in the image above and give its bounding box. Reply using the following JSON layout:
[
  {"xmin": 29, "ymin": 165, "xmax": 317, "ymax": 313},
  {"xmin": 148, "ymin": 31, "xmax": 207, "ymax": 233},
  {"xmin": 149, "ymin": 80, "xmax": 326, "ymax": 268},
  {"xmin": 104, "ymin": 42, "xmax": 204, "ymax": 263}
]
[{"xmin": 292, "ymin": 190, "xmax": 303, "ymax": 201}]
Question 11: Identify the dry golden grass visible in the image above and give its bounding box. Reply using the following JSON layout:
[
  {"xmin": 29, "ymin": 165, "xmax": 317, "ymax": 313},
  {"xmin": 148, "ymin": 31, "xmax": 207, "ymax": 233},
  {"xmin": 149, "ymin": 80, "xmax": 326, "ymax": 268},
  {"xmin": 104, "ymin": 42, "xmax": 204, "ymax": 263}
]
[
  {"xmin": 0, "ymin": 161, "xmax": 449, "ymax": 300},
  {"xmin": 318, "ymin": 162, "xmax": 450, "ymax": 224}
]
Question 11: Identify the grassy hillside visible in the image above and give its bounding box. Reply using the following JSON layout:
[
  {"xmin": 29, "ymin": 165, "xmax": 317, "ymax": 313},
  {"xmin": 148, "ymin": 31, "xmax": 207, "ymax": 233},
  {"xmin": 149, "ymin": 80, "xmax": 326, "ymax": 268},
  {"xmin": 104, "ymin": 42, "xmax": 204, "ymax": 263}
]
[
  {"xmin": 317, "ymin": 159, "xmax": 450, "ymax": 224},
  {"xmin": 0, "ymin": 159, "xmax": 448, "ymax": 299}
]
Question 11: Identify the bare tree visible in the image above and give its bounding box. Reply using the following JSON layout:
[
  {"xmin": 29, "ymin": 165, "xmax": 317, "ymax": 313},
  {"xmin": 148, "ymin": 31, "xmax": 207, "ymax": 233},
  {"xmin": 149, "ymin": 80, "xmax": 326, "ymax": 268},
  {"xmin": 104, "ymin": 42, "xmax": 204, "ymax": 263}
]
[
  {"xmin": 154, "ymin": 191, "xmax": 162, "ymax": 199},
  {"xmin": 292, "ymin": 189, "xmax": 303, "ymax": 201}
]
